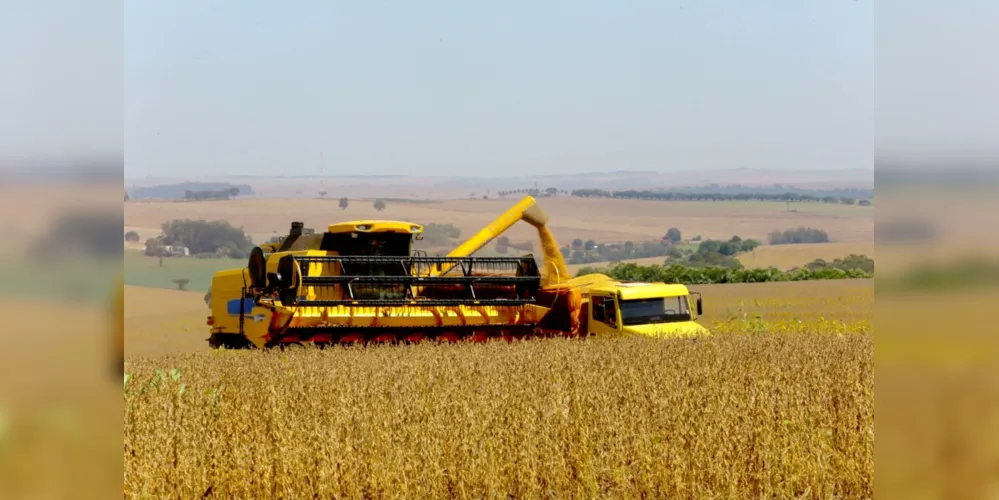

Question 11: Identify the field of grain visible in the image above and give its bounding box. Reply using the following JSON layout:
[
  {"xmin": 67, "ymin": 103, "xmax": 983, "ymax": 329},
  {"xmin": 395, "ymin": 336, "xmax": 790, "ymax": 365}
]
[
  {"xmin": 736, "ymin": 242, "xmax": 876, "ymax": 270},
  {"xmin": 125, "ymin": 331, "xmax": 872, "ymax": 499},
  {"xmin": 122, "ymin": 277, "xmax": 873, "ymax": 498},
  {"xmin": 125, "ymin": 196, "xmax": 874, "ymax": 250}
]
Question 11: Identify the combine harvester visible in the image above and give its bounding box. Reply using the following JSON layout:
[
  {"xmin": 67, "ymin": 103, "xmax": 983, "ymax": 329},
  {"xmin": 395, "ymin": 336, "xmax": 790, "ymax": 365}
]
[{"xmin": 205, "ymin": 196, "xmax": 708, "ymax": 349}]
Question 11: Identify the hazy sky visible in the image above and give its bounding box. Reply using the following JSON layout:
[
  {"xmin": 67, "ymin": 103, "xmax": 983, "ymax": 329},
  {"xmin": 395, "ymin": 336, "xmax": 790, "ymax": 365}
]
[{"xmin": 120, "ymin": 1, "xmax": 881, "ymax": 179}]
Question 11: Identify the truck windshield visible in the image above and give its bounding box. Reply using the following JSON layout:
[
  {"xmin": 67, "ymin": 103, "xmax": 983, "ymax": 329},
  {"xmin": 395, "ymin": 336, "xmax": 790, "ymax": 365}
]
[{"xmin": 619, "ymin": 297, "xmax": 691, "ymax": 326}]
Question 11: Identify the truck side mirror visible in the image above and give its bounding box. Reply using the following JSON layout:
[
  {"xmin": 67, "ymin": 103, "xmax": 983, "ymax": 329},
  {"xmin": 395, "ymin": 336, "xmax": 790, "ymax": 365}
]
[{"xmin": 697, "ymin": 297, "xmax": 703, "ymax": 316}]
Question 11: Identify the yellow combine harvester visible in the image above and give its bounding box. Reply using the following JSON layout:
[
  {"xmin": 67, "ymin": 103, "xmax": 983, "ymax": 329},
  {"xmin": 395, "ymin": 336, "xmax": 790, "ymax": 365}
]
[{"xmin": 205, "ymin": 196, "xmax": 707, "ymax": 348}]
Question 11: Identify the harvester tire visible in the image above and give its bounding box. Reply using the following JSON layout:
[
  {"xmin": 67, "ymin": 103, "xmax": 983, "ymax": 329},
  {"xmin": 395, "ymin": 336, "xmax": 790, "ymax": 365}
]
[{"xmin": 208, "ymin": 333, "xmax": 253, "ymax": 350}]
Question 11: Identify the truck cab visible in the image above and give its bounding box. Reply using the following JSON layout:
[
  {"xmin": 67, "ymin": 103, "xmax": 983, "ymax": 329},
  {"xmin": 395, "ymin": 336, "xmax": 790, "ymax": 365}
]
[{"xmin": 584, "ymin": 282, "xmax": 708, "ymax": 338}]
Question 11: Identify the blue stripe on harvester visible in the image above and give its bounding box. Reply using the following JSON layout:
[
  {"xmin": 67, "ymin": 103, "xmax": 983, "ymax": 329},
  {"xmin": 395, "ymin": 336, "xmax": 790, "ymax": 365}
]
[{"xmin": 227, "ymin": 298, "xmax": 255, "ymax": 315}]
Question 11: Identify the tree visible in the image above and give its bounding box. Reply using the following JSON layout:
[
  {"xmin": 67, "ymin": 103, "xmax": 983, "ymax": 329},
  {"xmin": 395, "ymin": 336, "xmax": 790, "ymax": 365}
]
[
  {"xmin": 858, "ymin": 199, "xmax": 872, "ymax": 206},
  {"xmin": 572, "ymin": 238, "xmax": 584, "ymax": 248},
  {"xmin": 144, "ymin": 237, "xmax": 165, "ymax": 266},
  {"xmin": 339, "ymin": 197, "xmax": 349, "ymax": 210},
  {"xmin": 740, "ymin": 239, "xmax": 761, "ymax": 252},
  {"xmin": 769, "ymin": 227, "xmax": 830, "ymax": 245},
  {"xmin": 584, "ymin": 239, "xmax": 596, "ymax": 251},
  {"xmin": 318, "ymin": 191, "xmax": 327, "ymax": 198},
  {"xmin": 665, "ymin": 227, "xmax": 682, "ymax": 243},
  {"xmin": 373, "ymin": 199, "xmax": 386, "ymax": 211},
  {"xmin": 124, "ymin": 230, "xmax": 140, "ymax": 243},
  {"xmin": 159, "ymin": 219, "xmax": 254, "ymax": 258}
]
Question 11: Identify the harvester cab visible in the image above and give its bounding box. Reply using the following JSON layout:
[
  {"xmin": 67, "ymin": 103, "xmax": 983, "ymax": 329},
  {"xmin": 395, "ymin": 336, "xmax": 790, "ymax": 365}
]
[
  {"xmin": 582, "ymin": 281, "xmax": 708, "ymax": 338},
  {"xmin": 206, "ymin": 197, "xmax": 560, "ymax": 349}
]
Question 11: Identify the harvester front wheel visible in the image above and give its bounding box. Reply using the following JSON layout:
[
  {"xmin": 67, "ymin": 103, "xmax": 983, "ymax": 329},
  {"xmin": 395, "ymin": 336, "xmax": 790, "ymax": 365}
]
[{"xmin": 208, "ymin": 333, "xmax": 253, "ymax": 350}]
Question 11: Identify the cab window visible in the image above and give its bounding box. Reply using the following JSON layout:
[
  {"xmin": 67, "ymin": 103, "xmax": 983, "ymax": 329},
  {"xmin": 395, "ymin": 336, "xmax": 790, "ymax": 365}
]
[
  {"xmin": 619, "ymin": 296, "xmax": 691, "ymax": 326},
  {"xmin": 591, "ymin": 296, "xmax": 618, "ymax": 327}
]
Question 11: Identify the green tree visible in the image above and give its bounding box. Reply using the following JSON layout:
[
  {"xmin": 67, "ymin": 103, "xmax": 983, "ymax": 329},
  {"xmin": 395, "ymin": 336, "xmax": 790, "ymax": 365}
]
[
  {"xmin": 665, "ymin": 227, "xmax": 682, "ymax": 243},
  {"xmin": 769, "ymin": 227, "xmax": 830, "ymax": 245},
  {"xmin": 339, "ymin": 197, "xmax": 349, "ymax": 210},
  {"xmin": 739, "ymin": 239, "xmax": 761, "ymax": 252},
  {"xmin": 572, "ymin": 238, "xmax": 584, "ymax": 248},
  {"xmin": 160, "ymin": 219, "xmax": 254, "ymax": 258},
  {"xmin": 124, "ymin": 230, "xmax": 140, "ymax": 242},
  {"xmin": 373, "ymin": 199, "xmax": 387, "ymax": 211}
]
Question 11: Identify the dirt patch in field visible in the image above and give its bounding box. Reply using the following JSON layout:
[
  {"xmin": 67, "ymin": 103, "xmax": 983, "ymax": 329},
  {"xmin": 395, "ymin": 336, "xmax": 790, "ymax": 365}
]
[{"xmin": 124, "ymin": 285, "xmax": 210, "ymax": 357}]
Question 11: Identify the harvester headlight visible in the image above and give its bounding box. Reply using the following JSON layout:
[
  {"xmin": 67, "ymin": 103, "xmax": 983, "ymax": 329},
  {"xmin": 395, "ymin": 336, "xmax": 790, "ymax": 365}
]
[
  {"xmin": 410, "ymin": 225, "xmax": 421, "ymax": 233},
  {"xmin": 356, "ymin": 224, "xmax": 372, "ymax": 231}
]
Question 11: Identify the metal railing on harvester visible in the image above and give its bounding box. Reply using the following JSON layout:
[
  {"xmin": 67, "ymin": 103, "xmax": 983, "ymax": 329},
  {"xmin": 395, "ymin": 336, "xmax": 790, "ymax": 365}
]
[{"xmin": 288, "ymin": 255, "xmax": 542, "ymax": 307}]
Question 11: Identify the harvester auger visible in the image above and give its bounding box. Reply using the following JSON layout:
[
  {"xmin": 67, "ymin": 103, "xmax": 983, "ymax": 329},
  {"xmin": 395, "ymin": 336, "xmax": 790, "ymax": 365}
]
[{"xmin": 206, "ymin": 196, "xmax": 574, "ymax": 349}]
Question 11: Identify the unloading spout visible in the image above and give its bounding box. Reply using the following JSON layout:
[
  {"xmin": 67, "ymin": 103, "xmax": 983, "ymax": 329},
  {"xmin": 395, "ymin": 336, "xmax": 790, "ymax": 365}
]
[
  {"xmin": 434, "ymin": 195, "xmax": 569, "ymax": 286},
  {"xmin": 445, "ymin": 196, "xmax": 549, "ymax": 259}
]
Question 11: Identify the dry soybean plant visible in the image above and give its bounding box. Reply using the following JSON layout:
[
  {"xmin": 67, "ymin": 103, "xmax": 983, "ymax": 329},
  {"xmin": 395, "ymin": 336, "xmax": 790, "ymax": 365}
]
[{"xmin": 124, "ymin": 330, "xmax": 873, "ymax": 499}]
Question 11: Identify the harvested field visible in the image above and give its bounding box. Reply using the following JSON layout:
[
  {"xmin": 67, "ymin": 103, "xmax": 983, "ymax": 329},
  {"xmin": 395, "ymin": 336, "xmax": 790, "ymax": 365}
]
[
  {"xmin": 736, "ymin": 242, "xmax": 876, "ymax": 270},
  {"xmin": 124, "ymin": 285, "xmax": 214, "ymax": 357},
  {"xmin": 125, "ymin": 197, "xmax": 874, "ymax": 250}
]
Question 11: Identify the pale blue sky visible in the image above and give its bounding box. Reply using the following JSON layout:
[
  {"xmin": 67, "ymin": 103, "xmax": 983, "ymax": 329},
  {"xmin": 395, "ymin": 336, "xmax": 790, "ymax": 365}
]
[
  {"xmin": 117, "ymin": 0, "xmax": 877, "ymax": 179},
  {"xmin": 20, "ymin": 1, "xmax": 999, "ymax": 178}
]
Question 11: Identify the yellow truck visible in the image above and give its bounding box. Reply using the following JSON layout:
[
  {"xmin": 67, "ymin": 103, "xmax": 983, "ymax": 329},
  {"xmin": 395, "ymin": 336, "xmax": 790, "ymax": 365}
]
[
  {"xmin": 559, "ymin": 273, "xmax": 707, "ymax": 338},
  {"xmin": 204, "ymin": 195, "xmax": 708, "ymax": 348}
]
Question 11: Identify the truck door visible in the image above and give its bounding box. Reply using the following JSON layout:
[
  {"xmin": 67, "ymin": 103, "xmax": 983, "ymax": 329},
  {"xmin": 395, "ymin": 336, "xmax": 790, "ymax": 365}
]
[{"xmin": 589, "ymin": 294, "xmax": 621, "ymax": 335}]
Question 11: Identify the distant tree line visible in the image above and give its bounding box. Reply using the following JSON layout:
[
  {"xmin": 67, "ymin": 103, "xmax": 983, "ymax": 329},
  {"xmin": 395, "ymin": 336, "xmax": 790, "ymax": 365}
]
[
  {"xmin": 129, "ymin": 182, "xmax": 254, "ymax": 200},
  {"xmin": 805, "ymin": 254, "xmax": 874, "ymax": 274},
  {"xmin": 664, "ymin": 236, "xmax": 761, "ymax": 270},
  {"xmin": 576, "ymin": 262, "xmax": 872, "ymax": 284},
  {"xmin": 769, "ymin": 227, "xmax": 831, "ymax": 245},
  {"xmin": 497, "ymin": 188, "xmax": 569, "ymax": 198},
  {"xmin": 553, "ymin": 226, "xmax": 760, "ymax": 268},
  {"xmin": 184, "ymin": 187, "xmax": 241, "ymax": 201},
  {"xmin": 570, "ymin": 188, "xmax": 871, "ymax": 205},
  {"xmin": 559, "ymin": 239, "xmax": 673, "ymax": 266}
]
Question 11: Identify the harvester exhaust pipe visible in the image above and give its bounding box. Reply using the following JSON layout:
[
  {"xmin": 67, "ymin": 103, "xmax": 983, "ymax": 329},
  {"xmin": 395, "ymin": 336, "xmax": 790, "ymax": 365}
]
[{"xmin": 278, "ymin": 221, "xmax": 305, "ymax": 252}]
